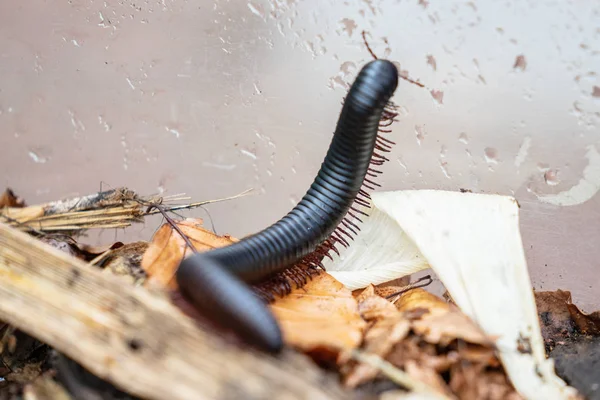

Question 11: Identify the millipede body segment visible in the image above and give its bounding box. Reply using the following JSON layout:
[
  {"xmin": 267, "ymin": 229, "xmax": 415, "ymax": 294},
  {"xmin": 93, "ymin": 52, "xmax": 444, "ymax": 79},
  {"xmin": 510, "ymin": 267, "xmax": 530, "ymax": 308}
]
[{"xmin": 176, "ymin": 59, "xmax": 399, "ymax": 353}]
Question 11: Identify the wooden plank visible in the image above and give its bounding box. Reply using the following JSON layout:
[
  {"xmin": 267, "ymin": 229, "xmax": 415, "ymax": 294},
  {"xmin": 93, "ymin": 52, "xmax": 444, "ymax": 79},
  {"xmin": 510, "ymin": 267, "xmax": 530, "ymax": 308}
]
[{"xmin": 0, "ymin": 223, "xmax": 351, "ymax": 400}]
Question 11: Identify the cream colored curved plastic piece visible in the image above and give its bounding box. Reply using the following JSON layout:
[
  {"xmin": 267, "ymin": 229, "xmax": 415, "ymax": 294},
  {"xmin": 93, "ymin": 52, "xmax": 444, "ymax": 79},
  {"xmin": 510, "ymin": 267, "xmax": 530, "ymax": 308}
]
[
  {"xmin": 369, "ymin": 190, "xmax": 580, "ymax": 400},
  {"xmin": 323, "ymin": 204, "xmax": 430, "ymax": 290}
]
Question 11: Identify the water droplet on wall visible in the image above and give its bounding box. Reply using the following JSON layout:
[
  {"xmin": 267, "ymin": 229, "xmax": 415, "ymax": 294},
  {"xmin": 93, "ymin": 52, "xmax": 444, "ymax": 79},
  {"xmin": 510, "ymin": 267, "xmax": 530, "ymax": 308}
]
[
  {"xmin": 247, "ymin": 2, "xmax": 265, "ymax": 18},
  {"xmin": 68, "ymin": 109, "xmax": 86, "ymax": 135},
  {"xmin": 415, "ymin": 125, "xmax": 426, "ymax": 145},
  {"xmin": 513, "ymin": 55, "xmax": 527, "ymax": 71},
  {"xmin": 240, "ymin": 149, "xmax": 257, "ymax": 160},
  {"xmin": 439, "ymin": 160, "xmax": 451, "ymax": 178},
  {"xmin": 98, "ymin": 115, "xmax": 112, "ymax": 132},
  {"xmin": 126, "ymin": 77, "xmax": 136, "ymax": 90},
  {"xmin": 544, "ymin": 169, "xmax": 560, "ymax": 186},
  {"xmin": 339, "ymin": 18, "xmax": 357, "ymax": 36},
  {"xmin": 165, "ymin": 126, "xmax": 181, "ymax": 138},
  {"xmin": 28, "ymin": 149, "xmax": 50, "ymax": 164},
  {"xmin": 430, "ymin": 89, "xmax": 444, "ymax": 104},
  {"xmin": 514, "ymin": 136, "xmax": 532, "ymax": 167},
  {"xmin": 537, "ymin": 163, "xmax": 549, "ymax": 172},
  {"xmin": 426, "ymin": 55, "xmax": 437, "ymax": 71},
  {"xmin": 484, "ymin": 147, "xmax": 499, "ymax": 164}
]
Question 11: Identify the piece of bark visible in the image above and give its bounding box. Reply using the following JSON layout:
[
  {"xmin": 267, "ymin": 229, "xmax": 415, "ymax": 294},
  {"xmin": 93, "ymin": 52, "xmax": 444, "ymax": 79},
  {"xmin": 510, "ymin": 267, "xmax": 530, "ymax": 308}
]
[{"xmin": 0, "ymin": 222, "xmax": 351, "ymax": 400}]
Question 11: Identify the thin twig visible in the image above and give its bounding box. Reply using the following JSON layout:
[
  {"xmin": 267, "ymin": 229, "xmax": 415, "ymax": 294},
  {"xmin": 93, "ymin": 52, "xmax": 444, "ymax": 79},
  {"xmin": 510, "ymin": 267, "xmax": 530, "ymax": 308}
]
[
  {"xmin": 349, "ymin": 350, "xmax": 451, "ymax": 400},
  {"xmin": 89, "ymin": 249, "xmax": 114, "ymax": 266},
  {"xmin": 137, "ymin": 188, "xmax": 253, "ymax": 252},
  {"xmin": 144, "ymin": 188, "xmax": 254, "ymax": 215},
  {"xmin": 0, "ymin": 214, "xmax": 46, "ymax": 236},
  {"xmin": 361, "ymin": 30, "xmax": 427, "ymax": 89},
  {"xmin": 145, "ymin": 204, "xmax": 198, "ymax": 253},
  {"xmin": 386, "ymin": 275, "xmax": 433, "ymax": 302}
]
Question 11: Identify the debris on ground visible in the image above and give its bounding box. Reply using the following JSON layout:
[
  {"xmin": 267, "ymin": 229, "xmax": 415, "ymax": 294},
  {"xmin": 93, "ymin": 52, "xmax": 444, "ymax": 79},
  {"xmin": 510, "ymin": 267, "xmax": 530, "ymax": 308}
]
[{"xmin": 0, "ymin": 187, "xmax": 596, "ymax": 399}]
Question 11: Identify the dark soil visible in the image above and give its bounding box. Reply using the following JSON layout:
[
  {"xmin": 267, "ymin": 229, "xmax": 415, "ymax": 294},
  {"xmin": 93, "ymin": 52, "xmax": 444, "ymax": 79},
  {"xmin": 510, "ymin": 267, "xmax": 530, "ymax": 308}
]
[{"xmin": 550, "ymin": 335, "xmax": 600, "ymax": 400}]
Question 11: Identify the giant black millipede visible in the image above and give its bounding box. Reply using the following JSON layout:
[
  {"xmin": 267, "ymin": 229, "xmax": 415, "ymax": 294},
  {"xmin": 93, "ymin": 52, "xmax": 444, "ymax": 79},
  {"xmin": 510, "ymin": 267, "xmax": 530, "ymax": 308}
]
[{"xmin": 176, "ymin": 59, "xmax": 400, "ymax": 353}]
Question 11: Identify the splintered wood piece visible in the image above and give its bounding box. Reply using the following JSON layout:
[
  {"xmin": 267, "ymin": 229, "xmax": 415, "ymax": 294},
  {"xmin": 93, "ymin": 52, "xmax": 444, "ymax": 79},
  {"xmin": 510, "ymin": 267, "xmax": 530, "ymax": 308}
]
[{"xmin": 0, "ymin": 222, "xmax": 349, "ymax": 400}]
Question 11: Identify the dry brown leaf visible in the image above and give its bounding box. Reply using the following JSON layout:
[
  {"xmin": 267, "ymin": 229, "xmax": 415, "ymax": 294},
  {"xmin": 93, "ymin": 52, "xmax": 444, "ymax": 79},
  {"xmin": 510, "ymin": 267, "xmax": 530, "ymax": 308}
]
[
  {"xmin": 566, "ymin": 304, "xmax": 600, "ymax": 336},
  {"xmin": 449, "ymin": 362, "xmax": 523, "ymax": 400},
  {"xmin": 100, "ymin": 241, "xmax": 149, "ymax": 284},
  {"xmin": 343, "ymin": 317, "xmax": 411, "ymax": 388},
  {"xmin": 375, "ymin": 286, "xmax": 411, "ymax": 299},
  {"xmin": 269, "ymin": 271, "xmax": 366, "ymax": 355},
  {"xmin": 455, "ymin": 345, "xmax": 499, "ymax": 367},
  {"xmin": 535, "ymin": 289, "xmax": 600, "ymax": 342},
  {"xmin": 357, "ymin": 285, "xmax": 403, "ymax": 320},
  {"xmin": 535, "ymin": 290, "xmax": 579, "ymax": 345},
  {"xmin": 379, "ymin": 390, "xmax": 443, "ymax": 400},
  {"xmin": 396, "ymin": 289, "xmax": 493, "ymax": 347},
  {"xmin": 0, "ymin": 328, "xmax": 50, "ymax": 387},
  {"xmin": 22, "ymin": 374, "xmax": 72, "ymax": 400},
  {"xmin": 37, "ymin": 235, "xmax": 87, "ymax": 261},
  {"xmin": 36, "ymin": 234, "xmax": 123, "ymax": 263},
  {"xmin": 395, "ymin": 288, "xmax": 452, "ymax": 316},
  {"xmin": 343, "ymin": 285, "xmax": 514, "ymax": 398},
  {"xmin": 355, "ymin": 284, "xmax": 377, "ymax": 301},
  {"xmin": 75, "ymin": 242, "xmax": 124, "ymax": 259},
  {"xmin": 387, "ymin": 336, "xmax": 453, "ymax": 373},
  {"xmin": 343, "ymin": 286, "xmax": 411, "ymax": 388},
  {"xmin": 141, "ymin": 218, "xmax": 237, "ymax": 290},
  {"xmin": 412, "ymin": 312, "xmax": 494, "ymax": 347},
  {"xmin": 0, "ymin": 189, "xmax": 26, "ymax": 208},
  {"xmin": 404, "ymin": 360, "xmax": 456, "ymax": 399},
  {"xmin": 373, "ymin": 276, "xmax": 433, "ymax": 301},
  {"xmin": 35, "ymin": 235, "xmax": 146, "ymax": 285}
]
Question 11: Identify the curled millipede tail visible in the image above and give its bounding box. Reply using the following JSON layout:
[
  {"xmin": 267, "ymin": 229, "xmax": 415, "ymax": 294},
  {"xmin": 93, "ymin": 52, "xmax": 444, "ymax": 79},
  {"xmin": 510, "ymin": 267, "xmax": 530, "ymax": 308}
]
[{"xmin": 176, "ymin": 59, "xmax": 399, "ymax": 353}]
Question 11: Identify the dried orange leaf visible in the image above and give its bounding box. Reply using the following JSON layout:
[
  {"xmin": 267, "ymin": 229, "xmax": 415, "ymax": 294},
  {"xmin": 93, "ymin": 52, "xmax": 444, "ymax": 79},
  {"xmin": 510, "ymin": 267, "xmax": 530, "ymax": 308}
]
[
  {"xmin": 412, "ymin": 312, "xmax": 494, "ymax": 347},
  {"xmin": 357, "ymin": 285, "xmax": 401, "ymax": 320},
  {"xmin": 396, "ymin": 289, "xmax": 493, "ymax": 347},
  {"xmin": 455, "ymin": 345, "xmax": 499, "ymax": 367},
  {"xmin": 387, "ymin": 336, "xmax": 453, "ymax": 373},
  {"xmin": 449, "ymin": 362, "xmax": 523, "ymax": 400},
  {"xmin": 565, "ymin": 303, "xmax": 600, "ymax": 336},
  {"xmin": 76, "ymin": 241, "xmax": 124, "ymax": 258},
  {"xmin": 141, "ymin": 218, "xmax": 236, "ymax": 290},
  {"xmin": 536, "ymin": 289, "xmax": 600, "ymax": 346},
  {"xmin": 0, "ymin": 188, "xmax": 25, "ymax": 208},
  {"xmin": 269, "ymin": 271, "xmax": 366, "ymax": 354},
  {"xmin": 343, "ymin": 315, "xmax": 410, "ymax": 388},
  {"xmin": 535, "ymin": 290, "xmax": 579, "ymax": 343},
  {"xmin": 404, "ymin": 360, "xmax": 456, "ymax": 399},
  {"xmin": 374, "ymin": 285, "xmax": 412, "ymax": 300},
  {"xmin": 101, "ymin": 241, "xmax": 149, "ymax": 284},
  {"xmin": 395, "ymin": 288, "xmax": 452, "ymax": 315},
  {"xmin": 380, "ymin": 390, "xmax": 444, "ymax": 400},
  {"xmin": 343, "ymin": 287, "xmax": 411, "ymax": 388}
]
